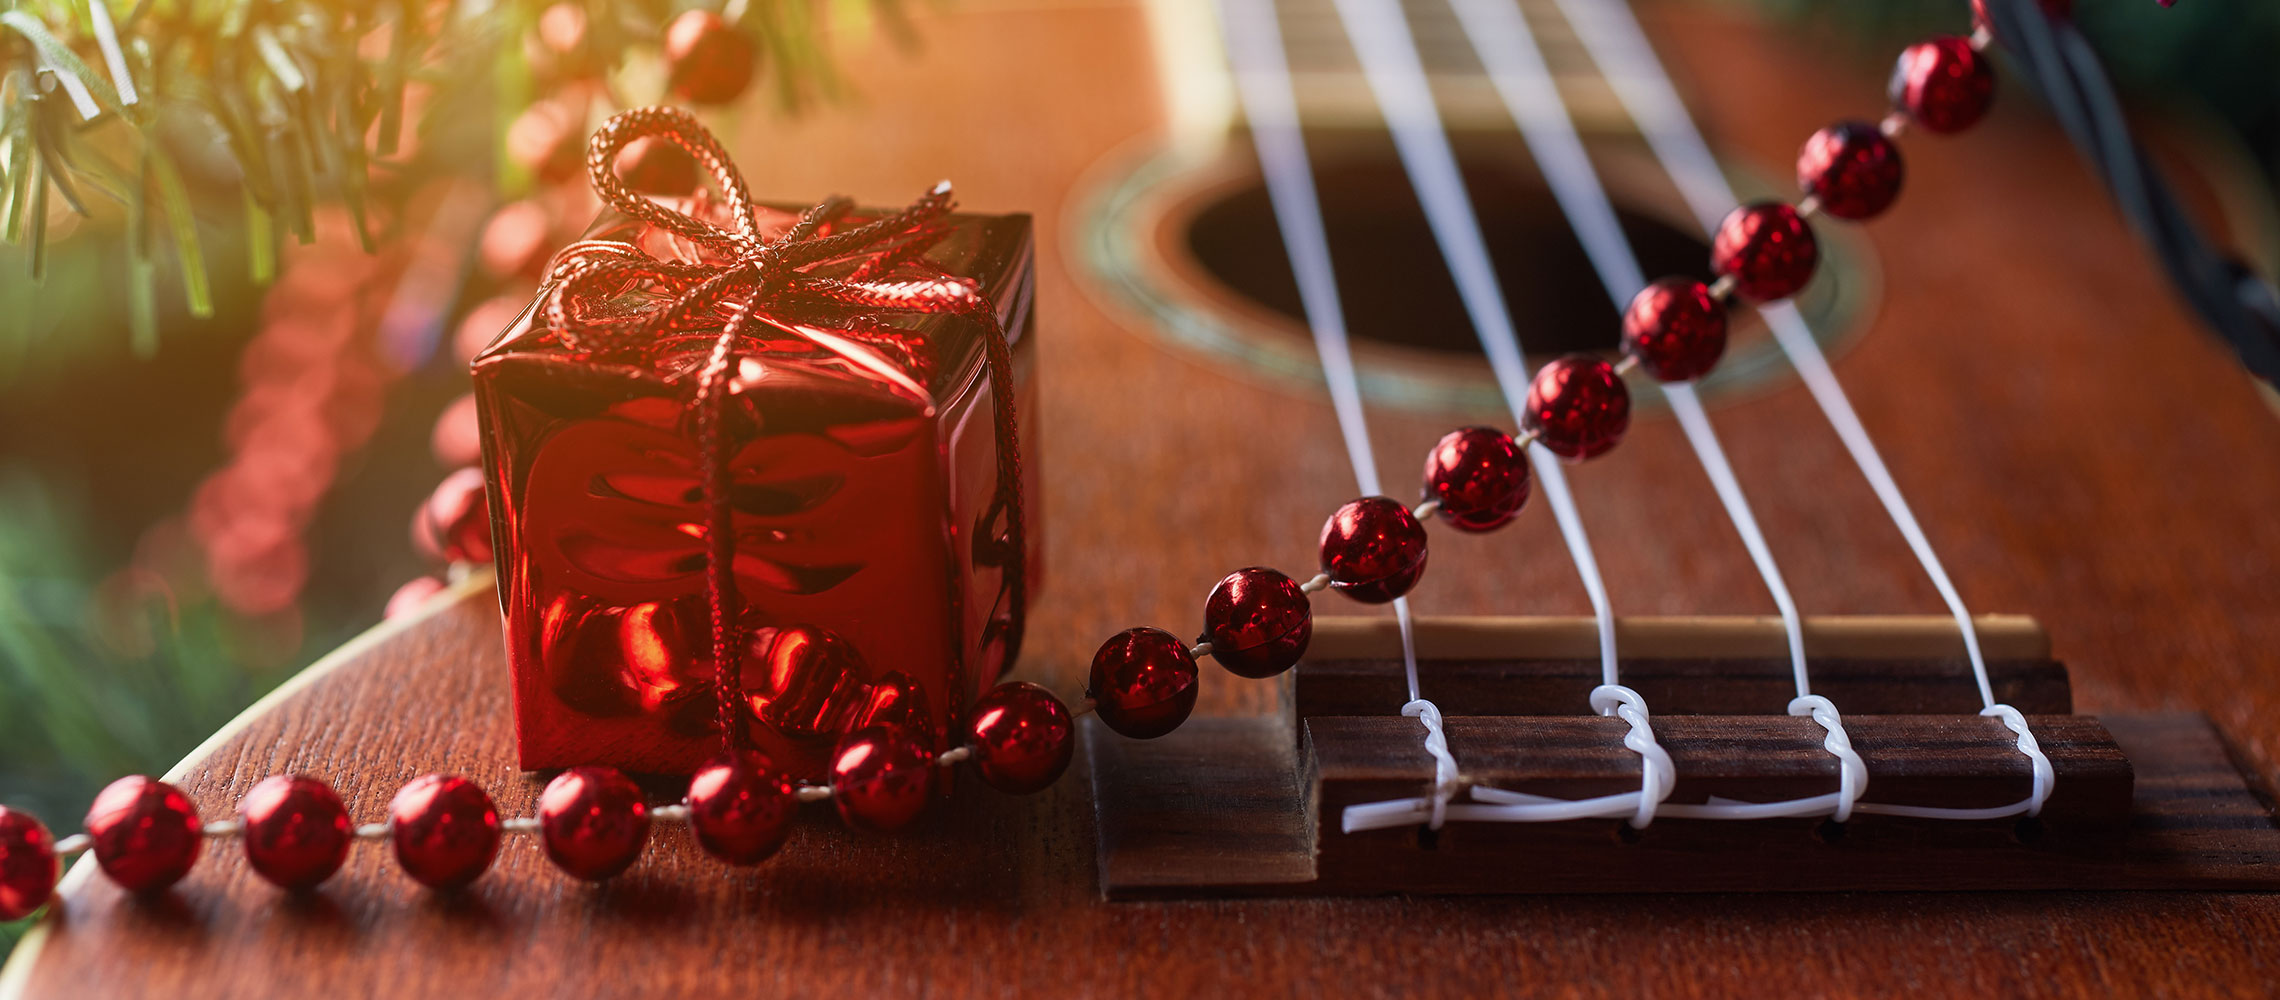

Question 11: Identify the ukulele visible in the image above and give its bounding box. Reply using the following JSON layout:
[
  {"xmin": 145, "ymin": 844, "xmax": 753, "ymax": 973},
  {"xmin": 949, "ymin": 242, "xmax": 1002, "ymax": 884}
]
[{"xmin": 6, "ymin": 1, "xmax": 2277, "ymax": 996}]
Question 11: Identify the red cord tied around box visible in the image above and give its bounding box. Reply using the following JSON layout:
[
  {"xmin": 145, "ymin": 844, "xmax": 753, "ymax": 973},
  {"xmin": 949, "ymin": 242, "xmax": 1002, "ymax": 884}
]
[{"xmin": 533, "ymin": 105, "xmax": 1027, "ymax": 753}]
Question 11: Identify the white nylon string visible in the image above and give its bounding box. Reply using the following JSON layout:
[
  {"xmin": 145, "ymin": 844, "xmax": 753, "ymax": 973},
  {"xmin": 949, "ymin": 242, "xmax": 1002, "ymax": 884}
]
[
  {"xmin": 1220, "ymin": 0, "xmax": 1379, "ymax": 495},
  {"xmin": 1450, "ymin": 0, "xmax": 1808, "ymax": 689},
  {"xmin": 1327, "ymin": 0, "xmax": 1684, "ymax": 832},
  {"xmin": 1666, "ymin": 386, "xmax": 1808, "ymax": 694},
  {"xmin": 1217, "ymin": 0, "xmax": 1457, "ymax": 827},
  {"xmin": 1555, "ymin": 0, "xmax": 2048, "ymax": 817},
  {"xmin": 1322, "ymin": 0, "xmax": 1617, "ymax": 681},
  {"xmin": 1226, "ymin": 0, "xmax": 2038, "ymax": 833},
  {"xmin": 1451, "ymin": 0, "xmax": 1863, "ymax": 820}
]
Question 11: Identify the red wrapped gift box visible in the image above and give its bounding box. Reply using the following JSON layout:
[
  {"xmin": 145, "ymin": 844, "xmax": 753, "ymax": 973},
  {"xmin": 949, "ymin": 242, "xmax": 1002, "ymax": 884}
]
[{"xmin": 472, "ymin": 119, "xmax": 1036, "ymax": 778}]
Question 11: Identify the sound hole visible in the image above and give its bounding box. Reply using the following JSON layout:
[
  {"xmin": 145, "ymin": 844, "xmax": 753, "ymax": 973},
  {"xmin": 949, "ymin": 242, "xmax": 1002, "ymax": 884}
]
[{"xmin": 1185, "ymin": 147, "xmax": 1710, "ymax": 358}]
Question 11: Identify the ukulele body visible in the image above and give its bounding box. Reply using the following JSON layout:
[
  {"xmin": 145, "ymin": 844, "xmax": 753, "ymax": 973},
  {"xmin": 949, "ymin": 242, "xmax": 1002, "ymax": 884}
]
[{"xmin": 8, "ymin": 4, "xmax": 2280, "ymax": 997}]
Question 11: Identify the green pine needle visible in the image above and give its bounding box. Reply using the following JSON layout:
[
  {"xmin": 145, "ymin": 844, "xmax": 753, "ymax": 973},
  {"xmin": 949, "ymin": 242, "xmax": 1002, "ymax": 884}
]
[
  {"xmin": 1, "ymin": 118, "xmax": 29, "ymax": 243},
  {"xmin": 24, "ymin": 155, "xmax": 44, "ymax": 277},
  {"xmin": 145, "ymin": 150, "xmax": 210, "ymax": 318},
  {"xmin": 0, "ymin": 10, "xmax": 125, "ymax": 115},
  {"xmin": 242, "ymin": 184, "xmax": 274, "ymax": 284},
  {"xmin": 0, "ymin": 0, "xmax": 893, "ymax": 348},
  {"xmin": 125, "ymin": 146, "xmax": 154, "ymax": 354}
]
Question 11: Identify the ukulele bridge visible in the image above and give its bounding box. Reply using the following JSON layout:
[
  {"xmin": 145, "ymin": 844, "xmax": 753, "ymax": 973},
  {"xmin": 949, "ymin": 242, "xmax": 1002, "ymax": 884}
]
[{"xmin": 1086, "ymin": 615, "xmax": 2280, "ymax": 897}]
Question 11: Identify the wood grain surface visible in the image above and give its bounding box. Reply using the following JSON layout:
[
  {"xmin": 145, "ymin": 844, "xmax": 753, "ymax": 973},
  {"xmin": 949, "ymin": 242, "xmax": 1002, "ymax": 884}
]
[{"xmin": 9, "ymin": 1, "xmax": 2280, "ymax": 996}]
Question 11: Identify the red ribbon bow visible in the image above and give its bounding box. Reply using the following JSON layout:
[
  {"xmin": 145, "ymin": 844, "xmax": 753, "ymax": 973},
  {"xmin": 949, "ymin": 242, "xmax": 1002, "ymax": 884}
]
[{"xmin": 536, "ymin": 106, "xmax": 1028, "ymax": 751}]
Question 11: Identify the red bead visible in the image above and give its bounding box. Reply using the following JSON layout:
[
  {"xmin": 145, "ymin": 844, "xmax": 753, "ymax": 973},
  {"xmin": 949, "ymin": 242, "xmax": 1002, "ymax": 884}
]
[
  {"xmin": 1524, "ymin": 356, "xmax": 1631, "ymax": 460},
  {"xmin": 686, "ymin": 751, "xmax": 797, "ymax": 864},
  {"xmin": 664, "ymin": 10, "xmax": 758, "ymax": 105},
  {"xmin": 535, "ymin": 3, "xmax": 590, "ymax": 57},
  {"xmin": 1421, "ymin": 427, "xmax": 1531, "ymax": 532},
  {"xmin": 239, "ymin": 775, "xmax": 353, "ymax": 891},
  {"xmin": 1200, "ymin": 568, "xmax": 1313, "ymax": 678},
  {"xmin": 829, "ymin": 726, "xmax": 934, "ymax": 832},
  {"xmin": 1971, "ymin": 0, "xmax": 2072, "ymax": 40},
  {"xmin": 1798, "ymin": 121, "xmax": 1905, "ymax": 221},
  {"xmin": 413, "ymin": 467, "xmax": 493, "ymax": 564},
  {"xmin": 741, "ymin": 624, "xmax": 871, "ymax": 741},
  {"xmin": 1710, "ymin": 202, "xmax": 1819, "ymax": 303},
  {"xmin": 539, "ymin": 766, "xmax": 650, "ymax": 881},
  {"xmin": 478, "ymin": 199, "xmax": 556, "ymax": 279},
  {"xmin": 0, "ymin": 807, "xmax": 58, "ymax": 921},
  {"xmin": 431, "ymin": 393, "xmax": 482, "ymax": 467},
  {"xmin": 387, "ymin": 774, "xmax": 500, "ymax": 889},
  {"xmin": 1621, "ymin": 279, "xmax": 1729, "ymax": 382},
  {"xmin": 1890, "ymin": 37, "xmax": 1995, "ymax": 134},
  {"xmin": 385, "ymin": 576, "xmax": 449, "ymax": 620},
  {"xmin": 84, "ymin": 775, "xmax": 203, "ymax": 893},
  {"xmin": 1086, "ymin": 627, "xmax": 1201, "ymax": 739},
  {"xmin": 848, "ymin": 671, "xmax": 936, "ymax": 751},
  {"xmin": 504, "ymin": 100, "xmax": 584, "ymax": 184},
  {"xmin": 614, "ymin": 136, "xmax": 701, "ymax": 196},
  {"xmin": 966, "ymin": 682, "xmax": 1076, "ymax": 794},
  {"xmin": 1318, "ymin": 498, "xmax": 1429, "ymax": 603}
]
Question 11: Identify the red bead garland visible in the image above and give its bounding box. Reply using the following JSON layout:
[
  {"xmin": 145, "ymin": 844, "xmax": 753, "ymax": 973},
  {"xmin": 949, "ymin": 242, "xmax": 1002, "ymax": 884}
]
[
  {"xmin": 0, "ymin": 806, "xmax": 58, "ymax": 921},
  {"xmin": 1971, "ymin": 0, "xmax": 2072, "ymax": 39},
  {"xmin": 1087, "ymin": 627, "xmax": 1202, "ymax": 739},
  {"xmin": 615, "ymin": 136, "xmax": 703, "ymax": 196},
  {"xmin": 85, "ymin": 775, "xmax": 203, "ymax": 894},
  {"xmin": 1890, "ymin": 37, "xmax": 1995, "ymax": 135},
  {"xmin": 1201, "ymin": 567, "xmax": 1315, "ymax": 678},
  {"xmin": 1319, "ymin": 497, "xmax": 1430, "ymax": 603},
  {"xmin": 1064, "ymin": 21, "xmax": 2005, "ymax": 752},
  {"xmin": 539, "ymin": 766, "xmax": 651, "ymax": 882},
  {"xmin": 829, "ymin": 726, "xmax": 936, "ymax": 832},
  {"xmin": 1711, "ymin": 201, "xmax": 1820, "ymax": 303},
  {"xmin": 385, "ymin": 575, "xmax": 450, "ymax": 620},
  {"xmin": 967, "ymin": 682, "xmax": 1077, "ymax": 794},
  {"xmin": 663, "ymin": 10, "xmax": 758, "ymax": 106},
  {"xmin": 1798, "ymin": 121, "xmax": 1905, "ymax": 221},
  {"xmin": 687, "ymin": 751, "xmax": 798, "ymax": 865},
  {"xmin": 1524, "ymin": 355, "xmax": 1632, "ymax": 460},
  {"xmin": 7, "ymin": 709, "xmax": 1086, "ymax": 899},
  {"xmin": 1421, "ymin": 427, "xmax": 1532, "ymax": 532},
  {"xmin": 239, "ymin": 775, "xmax": 355, "ymax": 890},
  {"xmin": 412, "ymin": 467, "xmax": 493, "ymax": 565},
  {"xmin": 1621, "ymin": 279, "xmax": 1729, "ymax": 383},
  {"xmin": 387, "ymin": 774, "xmax": 501, "ymax": 889}
]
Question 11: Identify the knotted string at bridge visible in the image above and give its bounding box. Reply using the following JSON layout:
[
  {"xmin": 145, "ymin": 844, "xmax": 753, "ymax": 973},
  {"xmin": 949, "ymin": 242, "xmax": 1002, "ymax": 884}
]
[{"xmin": 534, "ymin": 106, "xmax": 1029, "ymax": 753}]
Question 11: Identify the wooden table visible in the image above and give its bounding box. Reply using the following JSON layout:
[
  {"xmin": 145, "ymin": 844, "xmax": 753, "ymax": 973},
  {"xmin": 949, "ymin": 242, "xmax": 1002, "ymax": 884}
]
[{"xmin": 8, "ymin": 2, "xmax": 2280, "ymax": 996}]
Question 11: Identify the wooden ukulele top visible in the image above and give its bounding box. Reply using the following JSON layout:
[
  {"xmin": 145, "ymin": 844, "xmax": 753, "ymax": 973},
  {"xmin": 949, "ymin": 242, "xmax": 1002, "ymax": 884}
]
[{"xmin": 9, "ymin": 2, "xmax": 2280, "ymax": 996}]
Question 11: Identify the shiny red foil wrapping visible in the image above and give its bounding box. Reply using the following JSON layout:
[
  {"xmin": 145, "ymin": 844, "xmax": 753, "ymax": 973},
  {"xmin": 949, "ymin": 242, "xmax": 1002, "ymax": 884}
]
[{"xmin": 473, "ymin": 199, "xmax": 1038, "ymax": 777}]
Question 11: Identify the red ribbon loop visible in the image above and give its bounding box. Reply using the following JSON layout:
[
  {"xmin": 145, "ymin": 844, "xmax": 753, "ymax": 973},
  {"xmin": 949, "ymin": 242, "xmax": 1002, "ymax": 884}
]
[{"xmin": 537, "ymin": 106, "xmax": 970, "ymax": 359}]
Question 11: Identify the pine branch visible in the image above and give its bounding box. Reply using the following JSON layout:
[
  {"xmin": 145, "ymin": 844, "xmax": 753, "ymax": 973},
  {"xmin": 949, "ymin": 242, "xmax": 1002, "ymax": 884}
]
[{"xmin": 0, "ymin": 0, "xmax": 860, "ymax": 353}]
